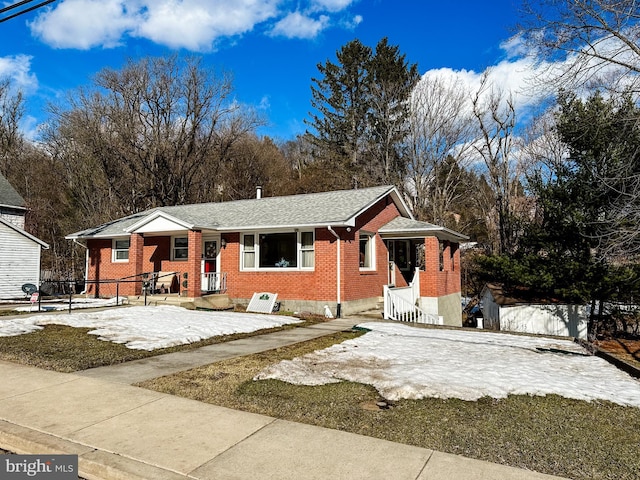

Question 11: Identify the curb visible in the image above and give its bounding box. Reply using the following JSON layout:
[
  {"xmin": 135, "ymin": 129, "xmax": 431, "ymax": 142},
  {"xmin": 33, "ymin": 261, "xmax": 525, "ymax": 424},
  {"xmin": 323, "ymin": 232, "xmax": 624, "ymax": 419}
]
[{"xmin": 0, "ymin": 420, "xmax": 190, "ymax": 480}]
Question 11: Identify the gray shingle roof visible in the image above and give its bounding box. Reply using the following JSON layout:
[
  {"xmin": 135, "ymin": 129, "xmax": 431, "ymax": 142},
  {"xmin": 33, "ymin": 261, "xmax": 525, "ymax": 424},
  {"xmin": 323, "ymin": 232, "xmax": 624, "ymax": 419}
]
[
  {"xmin": 67, "ymin": 185, "xmax": 407, "ymax": 239},
  {"xmin": 379, "ymin": 216, "xmax": 468, "ymax": 242},
  {"xmin": 0, "ymin": 172, "xmax": 25, "ymax": 209}
]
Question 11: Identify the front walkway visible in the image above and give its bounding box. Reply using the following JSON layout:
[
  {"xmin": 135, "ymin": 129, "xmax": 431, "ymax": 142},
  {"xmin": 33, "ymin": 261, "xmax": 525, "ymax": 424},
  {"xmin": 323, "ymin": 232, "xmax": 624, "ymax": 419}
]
[{"xmin": 77, "ymin": 317, "xmax": 358, "ymax": 384}]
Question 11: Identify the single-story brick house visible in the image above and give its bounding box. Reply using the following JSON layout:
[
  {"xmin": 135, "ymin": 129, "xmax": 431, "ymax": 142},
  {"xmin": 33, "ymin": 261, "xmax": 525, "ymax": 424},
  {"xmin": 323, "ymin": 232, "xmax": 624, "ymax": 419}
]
[
  {"xmin": 480, "ymin": 283, "xmax": 588, "ymax": 339},
  {"xmin": 0, "ymin": 173, "xmax": 49, "ymax": 299},
  {"xmin": 66, "ymin": 185, "xmax": 466, "ymax": 324}
]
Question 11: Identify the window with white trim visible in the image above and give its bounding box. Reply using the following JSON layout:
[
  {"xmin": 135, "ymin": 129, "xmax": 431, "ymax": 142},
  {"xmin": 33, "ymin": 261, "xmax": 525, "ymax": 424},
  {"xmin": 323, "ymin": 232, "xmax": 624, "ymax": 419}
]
[
  {"xmin": 172, "ymin": 237, "xmax": 188, "ymax": 260},
  {"xmin": 112, "ymin": 238, "xmax": 130, "ymax": 262},
  {"xmin": 243, "ymin": 234, "xmax": 256, "ymax": 268},
  {"xmin": 260, "ymin": 232, "xmax": 297, "ymax": 267},
  {"xmin": 300, "ymin": 231, "xmax": 315, "ymax": 268},
  {"xmin": 359, "ymin": 232, "xmax": 375, "ymax": 270},
  {"xmin": 241, "ymin": 231, "xmax": 314, "ymax": 270}
]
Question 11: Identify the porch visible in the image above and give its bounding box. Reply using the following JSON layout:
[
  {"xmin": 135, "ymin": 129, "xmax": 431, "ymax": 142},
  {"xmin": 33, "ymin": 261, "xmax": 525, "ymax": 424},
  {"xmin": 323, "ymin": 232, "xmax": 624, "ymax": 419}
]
[
  {"xmin": 122, "ymin": 228, "xmax": 226, "ymax": 298},
  {"xmin": 381, "ymin": 233, "xmax": 463, "ymax": 327}
]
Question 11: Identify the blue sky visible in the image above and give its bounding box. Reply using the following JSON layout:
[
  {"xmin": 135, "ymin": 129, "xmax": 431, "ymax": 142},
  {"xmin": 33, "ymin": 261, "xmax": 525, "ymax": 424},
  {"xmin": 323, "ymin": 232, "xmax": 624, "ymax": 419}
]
[{"xmin": 1, "ymin": 0, "xmax": 525, "ymax": 140}]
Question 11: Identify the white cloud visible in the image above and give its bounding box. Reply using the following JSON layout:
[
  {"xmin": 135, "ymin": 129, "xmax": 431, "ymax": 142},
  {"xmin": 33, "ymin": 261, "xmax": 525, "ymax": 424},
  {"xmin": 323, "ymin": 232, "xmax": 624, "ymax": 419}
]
[
  {"xmin": 270, "ymin": 12, "xmax": 329, "ymax": 39},
  {"xmin": 29, "ymin": 0, "xmax": 137, "ymax": 49},
  {"xmin": 311, "ymin": 0, "xmax": 356, "ymax": 13},
  {"xmin": 26, "ymin": 0, "xmax": 359, "ymax": 50},
  {"xmin": 499, "ymin": 34, "xmax": 529, "ymax": 60},
  {"xmin": 0, "ymin": 55, "xmax": 38, "ymax": 92},
  {"xmin": 342, "ymin": 14, "xmax": 362, "ymax": 29},
  {"xmin": 137, "ymin": 0, "xmax": 280, "ymax": 51},
  {"xmin": 258, "ymin": 95, "xmax": 271, "ymax": 110},
  {"xmin": 420, "ymin": 54, "xmax": 556, "ymax": 123}
]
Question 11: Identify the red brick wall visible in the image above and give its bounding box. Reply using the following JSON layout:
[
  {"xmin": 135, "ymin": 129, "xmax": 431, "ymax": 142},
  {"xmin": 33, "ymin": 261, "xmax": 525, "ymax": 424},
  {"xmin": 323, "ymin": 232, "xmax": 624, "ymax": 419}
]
[
  {"xmin": 223, "ymin": 230, "xmax": 338, "ymax": 301},
  {"xmin": 419, "ymin": 237, "xmax": 461, "ymax": 297},
  {"xmin": 86, "ymin": 235, "xmax": 192, "ymax": 297},
  {"xmin": 342, "ymin": 199, "xmax": 399, "ymax": 302},
  {"xmin": 223, "ymin": 198, "xmax": 403, "ymax": 304},
  {"xmin": 86, "ymin": 239, "xmax": 137, "ymax": 297},
  {"xmin": 186, "ymin": 230, "xmax": 202, "ymax": 297},
  {"xmin": 140, "ymin": 236, "xmax": 188, "ymax": 292}
]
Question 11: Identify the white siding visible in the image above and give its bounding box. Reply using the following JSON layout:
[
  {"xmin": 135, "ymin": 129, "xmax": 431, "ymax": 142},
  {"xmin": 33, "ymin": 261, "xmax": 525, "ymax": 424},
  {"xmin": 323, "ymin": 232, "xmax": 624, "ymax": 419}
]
[
  {"xmin": 0, "ymin": 221, "xmax": 42, "ymax": 299},
  {"xmin": 500, "ymin": 304, "xmax": 588, "ymax": 339},
  {"xmin": 0, "ymin": 211, "xmax": 25, "ymax": 229},
  {"xmin": 417, "ymin": 296, "xmax": 438, "ymax": 315}
]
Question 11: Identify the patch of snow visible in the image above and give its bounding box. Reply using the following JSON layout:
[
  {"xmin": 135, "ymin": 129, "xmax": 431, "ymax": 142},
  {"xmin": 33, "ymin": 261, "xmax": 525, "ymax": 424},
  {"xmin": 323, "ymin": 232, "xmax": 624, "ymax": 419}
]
[
  {"xmin": 14, "ymin": 297, "xmax": 124, "ymax": 312},
  {"xmin": 0, "ymin": 317, "xmax": 42, "ymax": 336},
  {"xmin": 255, "ymin": 322, "xmax": 640, "ymax": 408},
  {"xmin": 0, "ymin": 306, "xmax": 302, "ymax": 350}
]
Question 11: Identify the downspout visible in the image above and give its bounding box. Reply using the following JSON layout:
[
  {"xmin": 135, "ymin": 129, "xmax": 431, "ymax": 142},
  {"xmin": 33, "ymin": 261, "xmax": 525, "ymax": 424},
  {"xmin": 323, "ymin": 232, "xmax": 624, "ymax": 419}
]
[
  {"xmin": 327, "ymin": 226, "xmax": 341, "ymax": 318},
  {"xmin": 73, "ymin": 239, "xmax": 89, "ymax": 294}
]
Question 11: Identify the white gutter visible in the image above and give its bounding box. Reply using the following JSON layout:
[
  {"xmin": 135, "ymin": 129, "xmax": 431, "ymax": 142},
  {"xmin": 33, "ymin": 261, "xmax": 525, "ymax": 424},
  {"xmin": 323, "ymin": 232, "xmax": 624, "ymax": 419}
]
[
  {"xmin": 73, "ymin": 239, "xmax": 89, "ymax": 294},
  {"xmin": 327, "ymin": 226, "xmax": 341, "ymax": 318}
]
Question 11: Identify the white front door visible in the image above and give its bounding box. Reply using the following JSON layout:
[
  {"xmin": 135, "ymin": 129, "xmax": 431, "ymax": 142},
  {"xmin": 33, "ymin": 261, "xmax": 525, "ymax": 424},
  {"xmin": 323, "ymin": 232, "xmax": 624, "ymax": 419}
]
[{"xmin": 201, "ymin": 237, "xmax": 220, "ymax": 292}]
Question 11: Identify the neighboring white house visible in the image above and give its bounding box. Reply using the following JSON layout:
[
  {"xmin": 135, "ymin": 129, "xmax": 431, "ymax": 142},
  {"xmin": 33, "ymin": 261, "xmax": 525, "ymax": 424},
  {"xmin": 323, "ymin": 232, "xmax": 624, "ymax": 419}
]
[
  {"xmin": 480, "ymin": 284, "xmax": 588, "ymax": 340},
  {"xmin": 0, "ymin": 173, "xmax": 49, "ymax": 299}
]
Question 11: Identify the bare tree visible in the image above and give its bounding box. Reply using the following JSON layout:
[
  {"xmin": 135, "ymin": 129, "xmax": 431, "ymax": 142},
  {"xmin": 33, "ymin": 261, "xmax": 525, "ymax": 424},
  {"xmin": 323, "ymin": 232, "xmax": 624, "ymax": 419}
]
[
  {"xmin": 218, "ymin": 135, "xmax": 294, "ymax": 201},
  {"xmin": 404, "ymin": 73, "xmax": 476, "ymax": 226},
  {"xmin": 519, "ymin": 0, "xmax": 640, "ymax": 92},
  {"xmin": 0, "ymin": 78, "xmax": 24, "ymax": 178},
  {"xmin": 471, "ymin": 72, "xmax": 526, "ymax": 254},
  {"xmin": 46, "ymin": 55, "xmax": 264, "ymax": 219},
  {"xmin": 280, "ymin": 135, "xmax": 314, "ymax": 183},
  {"xmin": 519, "ymin": 108, "xmax": 568, "ymax": 183}
]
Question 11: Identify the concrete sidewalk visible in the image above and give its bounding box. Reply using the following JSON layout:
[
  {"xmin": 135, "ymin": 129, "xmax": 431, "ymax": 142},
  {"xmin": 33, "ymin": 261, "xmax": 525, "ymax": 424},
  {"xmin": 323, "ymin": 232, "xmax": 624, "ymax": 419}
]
[
  {"xmin": 0, "ymin": 316, "xmax": 571, "ymax": 479},
  {"xmin": 0, "ymin": 360, "xmax": 568, "ymax": 480}
]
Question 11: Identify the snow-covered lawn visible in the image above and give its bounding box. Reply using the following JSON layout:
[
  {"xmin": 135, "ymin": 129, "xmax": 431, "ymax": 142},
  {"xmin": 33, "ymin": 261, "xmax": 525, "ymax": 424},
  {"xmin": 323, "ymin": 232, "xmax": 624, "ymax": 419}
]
[
  {"xmin": 255, "ymin": 322, "xmax": 640, "ymax": 408},
  {"xmin": 0, "ymin": 306, "xmax": 302, "ymax": 350}
]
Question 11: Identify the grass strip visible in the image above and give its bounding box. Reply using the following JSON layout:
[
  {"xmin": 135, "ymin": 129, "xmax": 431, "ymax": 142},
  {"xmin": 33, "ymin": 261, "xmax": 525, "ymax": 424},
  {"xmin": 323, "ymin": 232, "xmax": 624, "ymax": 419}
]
[{"xmin": 0, "ymin": 316, "xmax": 318, "ymax": 372}]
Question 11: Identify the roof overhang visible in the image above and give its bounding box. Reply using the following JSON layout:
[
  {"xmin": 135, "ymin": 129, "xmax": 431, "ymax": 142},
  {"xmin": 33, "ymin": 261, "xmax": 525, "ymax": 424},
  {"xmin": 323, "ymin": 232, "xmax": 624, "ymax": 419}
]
[
  {"xmin": 0, "ymin": 203, "xmax": 27, "ymax": 212},
  {"xmin": 379, "ymin": 217, "xmax": 468, "ymax": 243},
  {"xmin": 380, "ymin": 228, "xmax": 468, "ymax": 242}
]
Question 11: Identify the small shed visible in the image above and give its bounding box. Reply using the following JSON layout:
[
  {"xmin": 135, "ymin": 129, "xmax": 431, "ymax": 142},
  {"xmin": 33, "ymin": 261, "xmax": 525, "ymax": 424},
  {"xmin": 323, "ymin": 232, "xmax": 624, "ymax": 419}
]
[
  {"xmin": 0, "ymin": 172, "xmax": 49, "ymax": 299},
  {"xmin": 0, "ymin": 217, "xmax": 49, "ymax": 299},
  {"xmin": 480, "ymin": 284, "xmax": 588, "ymax": 339}
]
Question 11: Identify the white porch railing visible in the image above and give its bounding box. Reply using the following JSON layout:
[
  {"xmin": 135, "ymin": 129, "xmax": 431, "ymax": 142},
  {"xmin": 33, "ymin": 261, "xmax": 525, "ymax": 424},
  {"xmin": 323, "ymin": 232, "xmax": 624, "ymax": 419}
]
[
  {"xmin": 383, "ymin": 268, "xmax": 442, "ymax": 325},
  {"xmin": 383, "ymin": 286, "xmax": 442, "ymax": 324},
  {"xmin": 201, "ymin": 272, "xmax": 227, "ymax": 293}
]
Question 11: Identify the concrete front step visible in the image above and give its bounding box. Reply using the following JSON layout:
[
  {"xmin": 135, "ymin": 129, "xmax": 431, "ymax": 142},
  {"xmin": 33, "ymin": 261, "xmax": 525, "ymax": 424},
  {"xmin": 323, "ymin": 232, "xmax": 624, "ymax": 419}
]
[
  {"xmin": 127, "ymin": 293, "xmax": 233, "ymax": 310},
  {"xmin": 127, "ymin": 294, "xmax": 188, "ymax": 307},
  {"xmin": 191, "ymin": 294, "xmax": 234, "ymax": 311},
  {"xmin": 357, "ymin": 309, "xmax": 384, "ymax": 320}
]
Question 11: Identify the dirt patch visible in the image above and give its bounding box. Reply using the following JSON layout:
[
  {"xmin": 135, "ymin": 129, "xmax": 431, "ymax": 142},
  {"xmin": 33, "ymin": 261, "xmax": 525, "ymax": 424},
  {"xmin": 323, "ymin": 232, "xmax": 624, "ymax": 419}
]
[{"xmin": 594, "ymin": 338, "xmax": 640, "ymax": 369}]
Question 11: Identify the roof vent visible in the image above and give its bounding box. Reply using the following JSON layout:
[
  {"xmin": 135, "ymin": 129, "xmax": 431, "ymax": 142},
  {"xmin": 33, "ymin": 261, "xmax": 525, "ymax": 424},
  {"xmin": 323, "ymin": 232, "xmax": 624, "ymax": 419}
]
[{"xmin": 256, "ymin": 186, "xmax": 262, "ymax": 199}]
